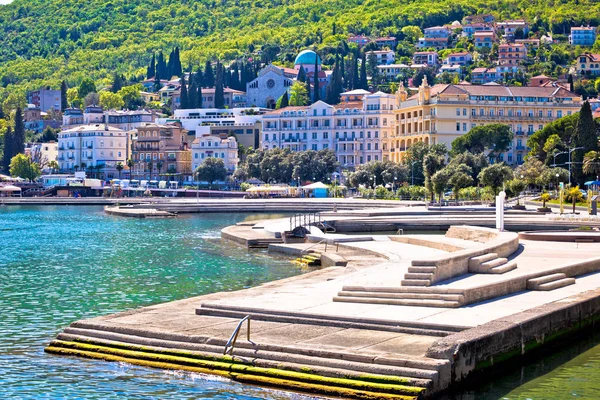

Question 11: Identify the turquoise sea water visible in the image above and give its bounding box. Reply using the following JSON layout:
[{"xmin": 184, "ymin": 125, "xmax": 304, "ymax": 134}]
[
  {"xmin": 1, "ymin": 205, "xmax": 600, "ymax": 399},
  {"xmin": 0, "ymin": 206, "xmax": 313, "ymax": 399}
]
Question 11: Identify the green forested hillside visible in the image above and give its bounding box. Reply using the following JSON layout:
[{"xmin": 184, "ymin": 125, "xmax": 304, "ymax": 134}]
[{"xmin": 0, "ymin": 0, "xmax": 600, "ymax": 96}]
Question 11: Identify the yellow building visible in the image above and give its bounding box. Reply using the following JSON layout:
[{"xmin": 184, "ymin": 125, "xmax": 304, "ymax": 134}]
[{"xmin": 389, "ymin": 79, "xmax": 582, "ymax": 165}]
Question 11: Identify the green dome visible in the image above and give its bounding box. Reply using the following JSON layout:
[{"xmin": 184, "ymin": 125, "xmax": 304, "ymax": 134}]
[{"xmin": 294, "ymin": 50, "xmax": 321, "ymax": 66}]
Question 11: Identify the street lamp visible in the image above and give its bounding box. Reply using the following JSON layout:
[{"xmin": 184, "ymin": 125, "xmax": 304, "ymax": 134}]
[
  {"xmin": 411, "ymin": 161, "xmax": 418, "ymax": 186},
  {"xmin": 566, "ymin": 146, "xmax": 585, "ymax": 186},
  {"xmin": 393, "ymin": 176, "xmax": 398, "ymax": 193}
]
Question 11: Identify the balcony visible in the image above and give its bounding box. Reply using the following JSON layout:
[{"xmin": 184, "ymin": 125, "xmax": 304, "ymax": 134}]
[
  {"xmin": 67, "ymin": 145, "xmax": 75, "ymax": 150},
  {"xmin": 87, "ymin": 155, "xmax": 93, "ymax": 159},
  {"xmin": 87, "ymin": 144, "xmax": 93, "ymax": 149},
  {"xmin": 516, "ymin": 145, "xmax": 526, "ymax": 151},
  {"xmin": 59, "ymin": 146, "xmax": 65, "ymax": 151},
  {"xmin": 167, "ymin": 156, "xmax": 177, "ymax": 161}
]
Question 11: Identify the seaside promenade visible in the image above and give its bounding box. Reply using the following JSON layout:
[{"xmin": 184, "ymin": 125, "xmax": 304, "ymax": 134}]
[{"xmin": 45, "ymin": 204, "xmax": 600, "ymax": 399}]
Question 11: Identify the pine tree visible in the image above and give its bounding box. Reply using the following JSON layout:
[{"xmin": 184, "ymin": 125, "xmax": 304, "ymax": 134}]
[
  {"xmin": 147, "ymin": 53, "xmax": 156, "ymax": 79},
  {"xmin": 297, "ymin": 65, "xmax": 306, "ymax": 83},
  {"xmin": 313, "ymin": 52, "xmax": 320, "ymax": 102},
  {"xmin": 204, "ymin": 61, "xmax": 215, "ymax": 88},
  {"xmin": 13, "ymin": 107, "xmax": 25, "ymax": 156},
  {"xmin": 60, "ymin": 80, "xmax": 68, "ymax": 111},
  {"xmin": 179, "ymin": 76, "xmax": 188, "ymax": 109},
  {"xmin": 214, "ymin": 62, "xmax": 225, "ymax": 108},
  {"xmin": 352, "ymin": 56, "xmax": 359, "ymax": 90},
  {"xmin": 359, "ymin": 53, "xmax": 368, "ymax": 90},
  {"xmin": 2, "ymin": 126, "xmax": 12, "ymax": 172},
  {"xmin": 112, "ymin": 72, "xmax": 123, "ymax": 93},
  {"xmin": 568, "ymin": 74, "xmax": 574, "ymax": 92},
  {"xmin": 573, "ymin": 101, "xmax": 598, "ymax": 184}
]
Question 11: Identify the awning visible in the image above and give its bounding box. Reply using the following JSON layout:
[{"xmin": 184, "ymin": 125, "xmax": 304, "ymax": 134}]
[
  {"xmin": 584, "ymin": 180, "xmax": 600, "ymax": 186},
  {"xmin": 300, "ymin": 182, "xmax": 328, "ymax": 190},
  {"xmin": 0, "ymin": 185, "xmax": 21, "ymax": 192}
]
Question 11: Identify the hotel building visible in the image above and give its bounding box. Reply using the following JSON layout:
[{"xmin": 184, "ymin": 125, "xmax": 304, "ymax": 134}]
[{"xmin": 389, "ymin": 80, "xmax": 582, "ymax": 165}]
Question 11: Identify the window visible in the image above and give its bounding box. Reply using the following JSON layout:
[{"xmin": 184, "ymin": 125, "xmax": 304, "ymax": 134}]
[
  {"xmin": 547, "ymin": 110, "xmax": 552, "ymax": 117},
  {"xmin": 463, "ymin": 108, "xmax": 467, "ymax": 116},
  {"xmin": 265, "ymin": 134, "xmax": 269, "ymax": 141},
  {"xmin": 323, "ymin": 132, "xmax": 328, "ymax": 139},
  {"xmin": 312, "ymin": 132, "xmax": 317, "ymax": 139},
  {"xmin": 557, "ymin": 110, "xmax": 563, "ymax": 118},
  {"xmin": 456, "ymin": 123, "xmax": 461, "ymax": 131},
  {"xmin": 312, "ymin": 144, "xmax": 317, "ymax": 150},
  {"xmin": 194, "ymin": 153, "xmax": 198, "ymax": 159},
  {"xmin": 463, "ymin": 123, "xmax": 467, "ymax": 131},
  {"xmin": 456, "ymin": 108, "xmax": 461, "ymax": 116}
]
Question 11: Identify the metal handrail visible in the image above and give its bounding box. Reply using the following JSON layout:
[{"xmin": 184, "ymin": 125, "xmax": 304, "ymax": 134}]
[
  {"xmin": 223, "ymin": 315, "xmax": 251, "ymax": 355},
  {"xmin": 301, "ymin": 239, "xmax": 328, "ymax": 254}
]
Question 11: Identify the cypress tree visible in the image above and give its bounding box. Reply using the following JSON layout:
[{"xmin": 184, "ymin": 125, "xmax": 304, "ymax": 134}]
[
  {"xmin": 153, "ymin": 73, "xmax": 161, "ymax": 92},
  {"xmin": 231, "ymin": 63, "xmax": 241, "ymax": 91},
  {"xmin": 352, "ymin": 56, "xmax": 359, "ymax": 90},
  {"xmin": 180, "ymin": 76, "xmax": 188, "ymax": 109},
  {"xmin": 13, "ymin": 107, "xmax": 25, "ymax": 155},
  {"xmin": 166, "ymin": 48, "xmax": 175, "ymax": 79},
  {"xmin": 297, "ymin": 65, "xmax": 306, "ymax": 83},
  {"xmin": 573, "ymin": 101, "xmax": 598, "ymax": 184},
  {"xmin": 204, "ymin": 61, "xmax": 215, "ymax": 88},
  {"xmin": 568, "ymin": 74, "xmax": 574, "ymax": 92},
  {"xmin": 197, "ymin": 85, "xmax": 203, "ymax": 109},
  {"xmin": 280, "ymin": 91, "xmax": 289, "ymax": 108},
  {"xmin": 112, "ymin": 72, "xmax": 123, "ymax": 93},
  {"xmin": 157, "ymin": 51, "xmax": 167, "ymax": 81},
  {"xmin": 188, "ymin": 77, "xmax": 198, "ymax": 109},
  {"xmin": 223, "ymin": 64, "xmax": 230, "ymax": 88},
  {"xmin": 359, "ymin": 53, "xmax": 368, "ymax": 90},
  {"xmin": 60, "ymin": 81, "xmax": 68, "ymax": 111},
  {"xmin": 173, "ymin": 47, "xmax": 183, "ymax": 77},
  {"xmin": 214, "ymin": 63, "xmax": 225, "ymax": 108},
  {"xmin": 2, "ymin": 126, "xmax": 12, "ymax": 173},
  {"xmin": 340, "ymin": 54, "xmax": 346, "ymax": 89},
  {"xmin": 313, "ymin": 52, "xmax": 320, "ymax": 102},
  {"xmin": 147, "ymin": 53, "xmax": 156, "ymax": 79}
]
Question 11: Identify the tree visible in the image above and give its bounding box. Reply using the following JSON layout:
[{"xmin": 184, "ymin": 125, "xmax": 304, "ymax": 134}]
[
  {"xmin": 147, "ymin": 53, "xmax": 156, "ymax": 79},
  {"xmin": 431, "ymin": 168, "xmax": 451, "ymax": 203},
  {"xmin": 127, "ymin": 158, "xmax": 134, "ymax": 178},
  {"xmin": 180, "ymin": 76, "xmax": 189, "ymax": 109},
  {"xmin": 84, "ymin": 92, "xmax": 100, "ymax": 107},
  {"xmin": 2, "ymin": 127, "xmax": 13, "ymax": 172},
  {"xmin": 3, "ymin": 92, "xmax": 27, "ymax": 114},
  {"xmin": 401, "ymin": 25, "xmax": 422, "ymax": 44},
  {"xmin": 276, "ymin": 91, "xmax": 289, "ymax": 109},
  {"xmin": 359, "ymin": 52, "xmax": 368, "ymax": 90},
  {"xmin": 156, "ymin": 160, "xmax": 164, "ymax": 179},
  {"xmin": 448, "ymin": 151, "xmax": 488, "ymax": 186},
  {"xmin": 118, "ymin": 85, "xmax": 144, "ymax": 110},
  {"xmin": 112, "ymin": 72, "xmax": 124, "ymax": 93},
  {"xmin": 291, "ymin": 149, "xmax": 339, "ymax": 182},
  {"xmin": 60, "ymin": 81, "xmax": 68, "ymax": 111},
  {"xmin": 572, "ymin": 101, "xmax": 598, "ymax": 185},
  {"xmin": 515, "ymin": 157, "xmax": 547, "ymax": 187},
  {"xmin": 9, "ymin": 153, "xmax": 40, "ymax": 181},
  {"xmin": 478, "ymin": 163, "xmax": 513, "ymax": 194},
  {"xmin": 366, "ymin": 51, "xmax": 379, "ymax": 84},
  {"xmin": 204, "ymin": 60, "xmax": 215, "ymax": 87},
  {"xmin": 260, "ymin": 148, "xmax": 293, "ymax": 183},
  {"xmin": 297, "ymin": 66, "xmax": 306, "ymax": 83},
  {"xmin": 13, "ymin": 107, "xmax": 25, "ymax": 156},
  {"xmin": 452, "ymin": 124, "xmax": 513, "ymax": 157},
  {"xmin": 78, "ymin": 78, "xmax": 96, "ymax": 99},
  {"xmin": 412, "ymin": 68, "xmax": 436, "ymax": 87},
  {"xmin": 289, "ymin": 81, "xmax": 309, "ymax": 106},
  {"xmin": 195, "ymin": 157, "xmax": 227, "ymax": 185},
  {"xmin": 48, "ymin": 160, "xmax": 59, "ymax": 174},
  {"xmin": 214, "ymin": 63, "xmax": 225, "ymax": 108},
  {"xmin": 507, "ymin": 179, "xmax": 527, "ymax": 204},
  {"xmin": 116, "ymin": 162, "xmax": 124, "ymax": 179},
  {"xmin": 583, "ymin": 150, "xmax": 600, "ymax": 179},
  {"xmin": 351, "ymin": 55, "xmax": 359, "ymax": 90},
  {"xmin": 99, "ymin": 91, "xmax": 124, "ymax": 110},
  {"xmin": 423, "ymin": 153, "xmax": 446, "ymax": 202}
]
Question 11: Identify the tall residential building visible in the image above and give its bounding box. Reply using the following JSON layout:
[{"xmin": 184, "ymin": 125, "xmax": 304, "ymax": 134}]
[
  {"xmin": 390, "ymin": 80, "xmax": 582, "ymax": 165},
  {"xmin": 498, "ymin": 43, "xmax": 528, "ymax": 65},
  {"xmin": 496, "ymin": 20, "xmax": 529, "ymax": 41},
  {"xmin": 58, "ymin": 124, "xmax": 128, "ymax": 178},
  {"xmin": 62, "ymin": 106, "xmax": 155, "ymax": 130},
  {"xmin": 131, "ymin": 122, "xmax": 192, "ymax": 181},
  {"xmin": 570, "ymin": 26, "xmax": 597, "ymax": 46},
  {"xmin": 28, "ymin": 89, "xmax": 61, "ymax": 112},
  {"xmin": 261, "ymin": 91, "xmax": 396, "ymax": 168}
]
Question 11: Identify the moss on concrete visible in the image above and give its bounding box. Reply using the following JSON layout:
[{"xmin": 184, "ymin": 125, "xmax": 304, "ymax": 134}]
[{"xmin": 45, "ymin": 340, "xmax": 424, "ymax": 399}]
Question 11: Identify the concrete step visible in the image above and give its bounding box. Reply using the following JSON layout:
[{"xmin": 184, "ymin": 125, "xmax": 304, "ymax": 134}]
[
  {"xmin": 489, "ymin": 261, "xmax": 517, "ymax": 274},
  {"xmin": 480, "ymin": 257, "xmax": 509, "ymax": 270},
  {"xmin": 333, "ymin": 296, "xmax": 461, "ymax": 308},
  {"xmin": 197, "ymin": 303, "xmax": 467, "ymax": 333},
  {"xmin": 401, "ymin": 279, "xmax": 431, "ymax": 287},
  {"xmin": 342, "ymin": 286, "xmax": 465, "ymax": 295},
  {"xmin": 527, "ymin": 273, "xmax": 567, "ymax": 288},
  {"xmin": 408, "ymin": 266, "xmax": 437, "ymax": 274},
  {"xmin": 404, "ymin": 272, "xmax": 434, "ymax": 280},
  {"xmin": 538, "ymin": 277, "xmax": 576, "ymax": 291},
  {"xmin": 57, "ymin": 327, "xmax": 442, "ymax": 384},
  {"xmin": 468, "ymin": 253, "xmax": 498, "ymax": 269},
  {"xmin": 337, "ymin": 291, "xmax": 464, "ymax": 302}
]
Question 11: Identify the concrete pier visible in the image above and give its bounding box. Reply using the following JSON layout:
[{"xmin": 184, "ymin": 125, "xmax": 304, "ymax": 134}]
[{"xmin": 46, "ymin": 210, "xmax": 600, "ymax": 399}]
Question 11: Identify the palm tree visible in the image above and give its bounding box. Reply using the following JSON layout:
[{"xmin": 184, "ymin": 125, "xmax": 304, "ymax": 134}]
[
  {"xmin": 147, "ymin": 161, "xmax": 153, "ymax": 180},
  {"xmin": 583, "ymin": 151, "xmax": 600, "ymax": 179},
  {"xmin": 48, "ymin": 160, "xmax": 59, "ymax": 174},
  {"xmin": 116, "ymin": 162, "xmax": 124, "ymax": 179},
  {"xmin": 567, "ymin": 186, "xmax": 583, "ymax": 214},
  {"xmin": 156, "ymin": 160, "xmax": 164, "ymax": 181},
  {"xmin": 127, "ymin": 158, "xmax": 134, "ymax": 179}
]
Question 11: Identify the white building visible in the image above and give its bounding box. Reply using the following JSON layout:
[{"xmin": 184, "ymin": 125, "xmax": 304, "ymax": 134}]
[
  {"xmin": 27, "ymin": 142, "xmax": 58, "ymax": 172},
  {"xmin": 377, "ymin": 64, "xmax": 411, "ymax": 80},
  {"xmin": 160, "ymin": 107, "xmax": 268, "ymax": 150},
  {"xmin": 63, "ymin": 106, "xmax": 155, "ymax": 130},
  {"xmin": 366, "ymin": 50, "xmax": 396, "ymax": 65},
  {"xmin": 192, "ymin": 134, "xmax": 239, "ymax": 173},
  {"xmin": 261, "ymin": 91, "xmax": 396, "ymax": 168},
  {"xmin": 246, "ymin": 64, "xmax": 295, "ymax": 109},
  {"xmin": 58, "ymin": 124, "xmax": 128, "ymax": 178}
]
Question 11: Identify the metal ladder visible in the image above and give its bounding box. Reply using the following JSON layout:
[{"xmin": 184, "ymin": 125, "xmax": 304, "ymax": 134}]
[{"xmin": 223, "ymin": 315, "xmax": 252, "ymax": 355}]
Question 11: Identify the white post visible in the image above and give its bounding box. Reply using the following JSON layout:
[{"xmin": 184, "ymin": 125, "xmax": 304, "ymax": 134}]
[{"xmin": 496, "ymin": 191, "xmax": 506, "ymax": 231}]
